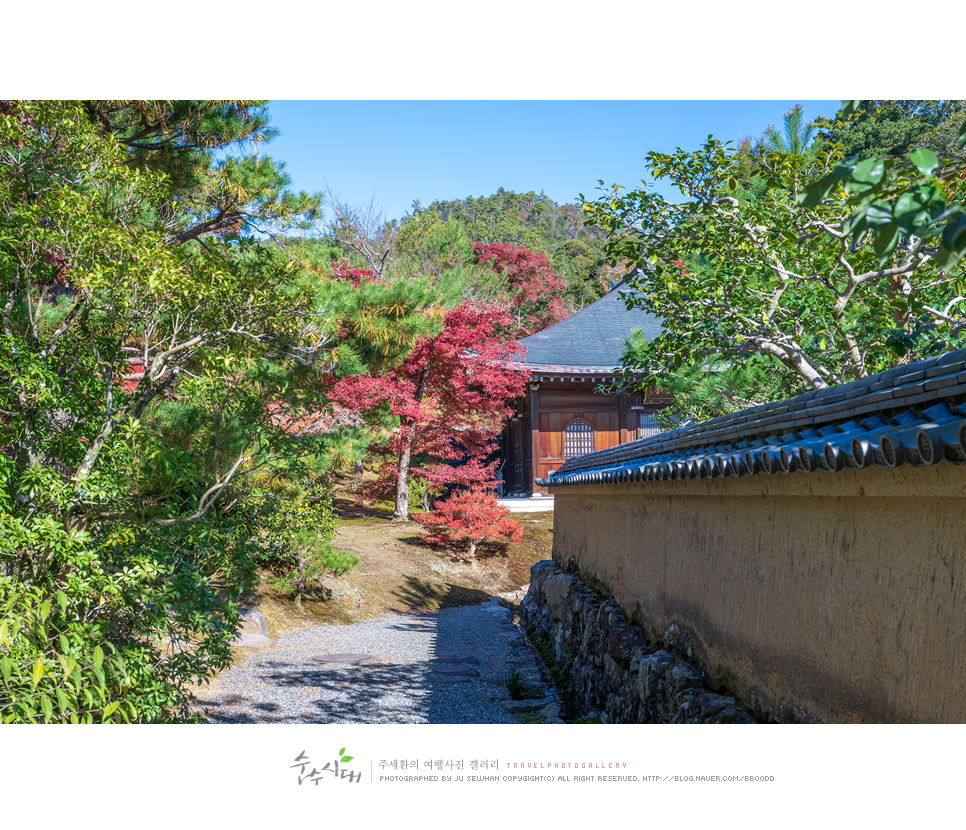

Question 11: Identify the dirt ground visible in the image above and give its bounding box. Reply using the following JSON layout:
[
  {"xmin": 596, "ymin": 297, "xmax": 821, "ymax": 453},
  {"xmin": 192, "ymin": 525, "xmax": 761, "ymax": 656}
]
[{"xmin": 239, "ymin": 482, "xmax": 554, "ymax": 637}]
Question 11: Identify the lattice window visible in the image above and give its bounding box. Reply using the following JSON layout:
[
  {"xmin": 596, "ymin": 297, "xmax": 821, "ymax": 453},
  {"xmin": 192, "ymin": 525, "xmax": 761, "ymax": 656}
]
[
  {"xmin": 564, "ymin": 419, "xmax": 595, "ymax": 458},
  {"xmin": 638, "ymin": 412, "xmax": 661, "ymax": 439}
]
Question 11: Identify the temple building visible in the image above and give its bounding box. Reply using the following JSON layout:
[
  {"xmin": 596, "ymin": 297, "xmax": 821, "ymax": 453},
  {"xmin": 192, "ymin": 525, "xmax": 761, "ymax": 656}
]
[{"xmin": 500, "ymin": 279, "xmax": 668, "ymax": 496}]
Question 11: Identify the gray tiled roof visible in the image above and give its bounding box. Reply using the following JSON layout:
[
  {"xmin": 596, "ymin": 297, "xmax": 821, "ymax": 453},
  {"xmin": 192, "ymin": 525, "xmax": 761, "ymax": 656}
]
[
  {"xmin": 516, "ymin": 278, "xmax": 663, "ymax": 370},
  {"xmin": 536, "ymin": 348, "xmax": 966, "ymax": 487}
]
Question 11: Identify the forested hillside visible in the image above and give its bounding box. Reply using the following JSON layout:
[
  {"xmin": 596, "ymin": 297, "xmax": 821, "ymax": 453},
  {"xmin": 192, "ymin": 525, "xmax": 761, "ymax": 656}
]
[{"xmin": 416, "ymin": 188, "xmax": 618, "ymax": 308}]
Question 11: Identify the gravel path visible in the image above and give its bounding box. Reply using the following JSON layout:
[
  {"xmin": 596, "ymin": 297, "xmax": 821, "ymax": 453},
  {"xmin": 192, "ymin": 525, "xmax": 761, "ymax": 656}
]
[{"xmin": 195, "ymin": 598, "xmax": 547, "ymax": 724}]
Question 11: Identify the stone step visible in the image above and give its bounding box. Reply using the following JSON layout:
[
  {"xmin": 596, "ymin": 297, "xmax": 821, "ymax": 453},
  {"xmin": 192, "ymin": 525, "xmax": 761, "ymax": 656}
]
[
  {"xmin": 429, "ymin": 663, "xmax": 480, "ymax": 677},
  {"xmin": 430, "ymin": 652, "xmax": 480, "ymax": 665},
  {"xmin": 312, "ymin": 653, "xmax": 382, "ymax": 665}
]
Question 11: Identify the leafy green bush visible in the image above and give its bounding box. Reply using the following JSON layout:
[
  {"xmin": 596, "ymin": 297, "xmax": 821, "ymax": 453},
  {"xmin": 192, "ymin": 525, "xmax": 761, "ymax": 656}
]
[
  {"xmin": 0, "ymin": 508, "xmax": 257, "ymax": 723},
  {"xmin": 242, "ymin": 488, "xmax": 358, "ymax": 597}
]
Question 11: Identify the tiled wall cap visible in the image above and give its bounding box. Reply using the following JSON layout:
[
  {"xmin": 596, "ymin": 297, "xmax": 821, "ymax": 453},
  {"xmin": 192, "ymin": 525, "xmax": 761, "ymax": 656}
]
[{"xmin": 543, "ymin": 349, "xmax": 966, "ymax": 488}]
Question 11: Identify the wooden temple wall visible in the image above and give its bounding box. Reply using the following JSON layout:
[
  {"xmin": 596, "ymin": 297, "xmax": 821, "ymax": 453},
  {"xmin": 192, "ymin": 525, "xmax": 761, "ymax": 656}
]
[{"xmin": 504, "ymin": 380, "xmax": 669, "ymax": 496}]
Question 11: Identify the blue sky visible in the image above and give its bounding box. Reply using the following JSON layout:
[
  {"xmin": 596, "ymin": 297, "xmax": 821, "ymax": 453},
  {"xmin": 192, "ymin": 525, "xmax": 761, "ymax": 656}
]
[{"xmin": 260, "ymin": 100, "xmax": 844, "ymax": 223}]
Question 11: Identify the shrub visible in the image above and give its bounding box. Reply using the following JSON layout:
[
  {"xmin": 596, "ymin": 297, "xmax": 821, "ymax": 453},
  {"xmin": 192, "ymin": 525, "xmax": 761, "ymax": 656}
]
[
  {"xmin": 0, "ymin": 509, "xmax": 257, "ymax": 723},
  {"xmin": 413, "ymin": 490, "xmax": 523, "ymax": 560},
  {"xmin": 242, "ymin": 488, "xmax": 358, "ymax": 597}
]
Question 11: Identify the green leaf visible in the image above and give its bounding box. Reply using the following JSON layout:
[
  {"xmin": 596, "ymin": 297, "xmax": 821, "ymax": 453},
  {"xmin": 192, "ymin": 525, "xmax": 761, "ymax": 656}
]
[
  {"xmin": 40, "ymin": 694, "xmax": 53, "ymax": 721},
  {"xmin": 936, "ymin": 242, "xmax": 966, "ymax": 271},
  {"xmin": 0, "ymin": 620, "xmax": 7, "ymax": 646},
  {"xmin": 0, "ymin": 656, "xmax": 10, "ymax": 683},
  {"xmin": 56, "ymin": 591, "xmax": 68, "ymax": 613},
  {"xmin": 934, "ymin": 204, "xmax": 964, "ymax": 224},
  {"xmin": 32, "ymin": 659, "xmax": 44, "ymax": 686},
  {"xmin": 341, "ymin": 755, "xmax": 354, "ymax": 763},
  {"xmin": 796, "ymin": 173, "xmax": 839, "ymax": 208},
  {"xmin": 842, "ymin": 100, "xmax": 862, "ymax": 116},
  {"xmin": 894, "ymin": 192, "xmax": 931, "ymax": 236},
  {"xmin": 55, "ymin": 688, "xmax": 70, "ymax": 714},
  {"xmin": 942, "ymin": 214, "xmax": 966, "ymax": 253},
  {"xmin": 93, "ymin": 644, "xmax": 104, "ymax": 668},
  {"xmin": 844, "ymin": 206, "xmax": 870, "ymax": 247},
  {"xmin": 865, "ymin": 202, "xmax": 893, "ymax": 229},
  {"xmin": 909, "ymin": 148, "xmax": 939, "ymax": 177},
  {"xmin": 842, "ymin": 158, "xmax": 887, "ymax": 194},
  {"xmin": 103, "ymin": 701, "xmax": 119, "ymax": 720},
  {"xmin": 958, "ymin": 119, "xmax": 966, "ymax": 151},
  {"xmin": 873, "ymin": 222, "xmax": 901, "ymax": 265},
  {"xmin": 339, "ymin": 747, "xmax": 346, "ymax": 756}
]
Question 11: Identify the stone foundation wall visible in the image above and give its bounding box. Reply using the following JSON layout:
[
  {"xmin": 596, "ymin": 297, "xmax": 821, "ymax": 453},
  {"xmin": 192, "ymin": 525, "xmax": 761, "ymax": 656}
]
[
  {"xmin": 521, "ymin": 560, "xmax": 757, "ymax": 724},
  {"xmin": 547, "ymin": 463, "xmax": 966, "ymax": 723}
]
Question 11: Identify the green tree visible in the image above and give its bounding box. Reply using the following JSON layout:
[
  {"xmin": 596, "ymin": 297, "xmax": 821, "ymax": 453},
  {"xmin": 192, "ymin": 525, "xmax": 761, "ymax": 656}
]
[
  {"xmin": 582, "ymin": 135, "xmax": 966, "ymax": 395},
  {"xmin": 764, "ymin": 104, "xmax": 818, "ymax": 157},
  {"xmin": 800, "ymin": 104, "xmax": 966, "ymax": 270},
  {"xmin": 83, "ymin": 100, "xmax": 323, "ymax": 244},
  {"xmin": 395, "ymin": 213, "xmax": 476, "ymax": 279},
  {"xmin": 318, "ymin": 261, "xmax": 459, "ymax": 377},
  {"xmin": 730, "ymin": 106, "xmax": 821, "ymax": 206},
  {"xmin": 0, "ymin": 101, "xmax": 332, "ymax": 722},
  {"xmin": 626, "ymin": 353, "xmax": 797, "ymax": 430},
  {"xmin": 815, "ymin": 100, "xmax": 966, "ymax": 165},
  {"xmin": 421, "ymin": 189, "xmax": 611, "ymax": 308},
  {"xmin": 83, "ymin": 100, "xmax": 278, "ymax": 190}
]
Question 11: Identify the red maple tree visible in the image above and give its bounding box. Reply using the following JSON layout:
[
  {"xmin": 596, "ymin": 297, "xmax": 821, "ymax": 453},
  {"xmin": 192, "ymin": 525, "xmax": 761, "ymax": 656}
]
[
  {"xmin": 330, "ymin": 259, "xmax": 379, "ymax": 289},
  {"xmin": 472, "ymin": 241, "xmax": 570, "ymax": 336},
  {"xmin": 413, "ymin": 490, "xmax": 523, "ymax": 560},
  {"xmin": 332, "ymin": 302, "xmax": 529, "ymax": 519}
]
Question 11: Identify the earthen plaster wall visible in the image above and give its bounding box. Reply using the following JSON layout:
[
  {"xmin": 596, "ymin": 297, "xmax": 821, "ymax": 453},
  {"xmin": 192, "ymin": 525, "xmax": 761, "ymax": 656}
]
[{"xmin": 550, "ymin": 462, "xmax": 966, "ymax": 723}]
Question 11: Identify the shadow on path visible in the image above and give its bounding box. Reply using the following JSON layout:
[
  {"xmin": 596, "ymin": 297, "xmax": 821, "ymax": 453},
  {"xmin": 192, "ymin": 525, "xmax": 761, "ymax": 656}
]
[{"xmin": 198, "ymin": 591, "xmax": 542, "ymax": 724}]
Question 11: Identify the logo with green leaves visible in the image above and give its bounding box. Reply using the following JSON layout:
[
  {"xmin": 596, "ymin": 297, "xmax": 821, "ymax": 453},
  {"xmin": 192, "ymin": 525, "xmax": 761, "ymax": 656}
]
[{"xmin": 292, "ymin": 748, "xmax": 361, "ymax": 784}]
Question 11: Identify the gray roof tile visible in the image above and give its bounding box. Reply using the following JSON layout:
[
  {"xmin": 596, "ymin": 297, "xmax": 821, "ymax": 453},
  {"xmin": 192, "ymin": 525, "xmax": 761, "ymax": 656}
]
[
  {"xmin": 906, "ymin": 390, "xmax": 942, "ymax": 406},
  {"xmin": 548, "ymin": 346, "xmax": 966, "ymax": 484},
  {"xmin": 515, "ymin": 279, "xmax": 663, "ymax": 370},
  {"xmin": 925, "ymin": 375, "xmax": 961, "ymax": 392},
  {"xmin": 938, "ymin": 349, "xmax": 966, "ymax": 366}
]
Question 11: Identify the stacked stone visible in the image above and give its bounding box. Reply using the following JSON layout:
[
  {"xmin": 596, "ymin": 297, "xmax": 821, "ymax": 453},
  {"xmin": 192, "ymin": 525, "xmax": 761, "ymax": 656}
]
[{"xmin": 522, "ymin": 561, "xmax": 756, "ymax": 724}]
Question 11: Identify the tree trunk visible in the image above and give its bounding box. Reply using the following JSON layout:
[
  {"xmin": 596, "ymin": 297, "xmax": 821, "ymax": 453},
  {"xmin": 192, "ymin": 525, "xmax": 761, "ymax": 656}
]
[
  {"xmin": 393, "ymin": 365, "xmax": 430, "ymax": 521},
  {"xmin": 888, "ymin": 273, "xmax": 911, "ymax": 364},
  {"xmin": 393, "ymin": 426, "xmax": 413, "ymax": 521}
]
